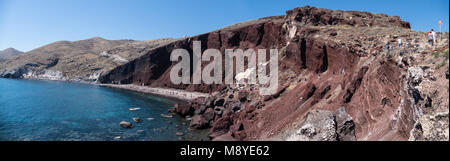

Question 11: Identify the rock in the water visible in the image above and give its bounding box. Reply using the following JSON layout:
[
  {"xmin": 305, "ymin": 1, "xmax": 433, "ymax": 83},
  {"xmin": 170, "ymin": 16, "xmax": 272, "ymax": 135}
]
[
  {"xmin": 119, "ymin": 121, "xmax": 133, "ymax": 128},
  {"xmin": 133, "ymin": 117, "xmax": 141, "ymax": 123},
  {"xmin": 161, "ymin": 114, "xmax": 173, "ymax": 118},
  {"xmin": 147, "ymin": 118, "xmax": 155, "ymax": 121},
  {"xmin": 129, "ymin": 107, "xmax": 141, "ymax": 111},
  {"xmin": 176, "ymin": 132, "xmax": 184, "ymax": 136},
  {"xmin": 175, "ymin": 103, "xmax": 194, "ymax": 117}
]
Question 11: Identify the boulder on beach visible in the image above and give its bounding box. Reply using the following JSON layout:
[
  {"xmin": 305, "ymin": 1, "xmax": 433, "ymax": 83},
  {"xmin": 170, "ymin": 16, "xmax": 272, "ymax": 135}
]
[
  {"xmin": 174, "ymin": 103, "xmax": 194, "ymax": 117},
  {"xmin": 190, "ymin": 114, "xmax": 209, "ymax": 129}
]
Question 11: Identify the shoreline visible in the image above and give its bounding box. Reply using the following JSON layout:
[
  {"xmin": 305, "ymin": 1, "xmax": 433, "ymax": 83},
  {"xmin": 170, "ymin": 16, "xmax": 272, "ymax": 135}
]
[
  {"xmin": 0, "ymin": 78, "xmax": 210, "ymax": 141},
  {"xmin": 99, "ymin": 84, "xmax": 210, "ymax": 101},
  {"xmin": 1, "ymin": 77, "xmax": 209, "ymax": 102},
  {"xmin": 0, "ymin": 77, "xmax": 98, "ymax": 85}
]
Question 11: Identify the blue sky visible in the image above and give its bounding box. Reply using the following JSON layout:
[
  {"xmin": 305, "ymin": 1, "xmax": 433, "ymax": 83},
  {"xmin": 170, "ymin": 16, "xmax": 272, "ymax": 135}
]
[{"xmin": 0, "ymin": 0, "xmax": 448, "ymax": 52}]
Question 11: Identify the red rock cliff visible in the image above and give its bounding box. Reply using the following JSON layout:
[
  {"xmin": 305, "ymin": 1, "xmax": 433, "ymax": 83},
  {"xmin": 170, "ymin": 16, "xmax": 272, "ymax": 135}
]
[{"xmin": 99, "ymin": 6, "xmax": 447, "ymax": 141}]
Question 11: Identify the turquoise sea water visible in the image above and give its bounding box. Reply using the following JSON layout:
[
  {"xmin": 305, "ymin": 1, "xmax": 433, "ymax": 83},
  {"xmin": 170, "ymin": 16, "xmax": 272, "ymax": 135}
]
[{"xmin": 0, "ymin": 78, "xmax": 206, "ymax": 141}]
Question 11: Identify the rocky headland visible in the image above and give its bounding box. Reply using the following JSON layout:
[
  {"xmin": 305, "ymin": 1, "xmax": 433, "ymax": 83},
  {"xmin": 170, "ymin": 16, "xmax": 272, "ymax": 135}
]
[{"xmin": 0, "ymin": 37, "xmax": 176, "ymax": 82}]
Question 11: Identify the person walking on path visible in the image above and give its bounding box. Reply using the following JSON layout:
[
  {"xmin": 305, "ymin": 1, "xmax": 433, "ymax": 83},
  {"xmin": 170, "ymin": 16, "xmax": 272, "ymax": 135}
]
[
  {"xmin": 432, "ymin": 29, "xmax": 437, "ymax": 45},
  {"xmin": 385, "ymin": 41, "xmax": 390, "ymax": 51},
  {"xmin": 398, "ymin": 38, "xmax": 402, "ymax": 48},
  {"xmin": 428, "ymin": 29, "xmax": 434, "ymax": 46},
  {"xmin": 385, "ymin": 41, "xmax": 391, "ymax": 58}
]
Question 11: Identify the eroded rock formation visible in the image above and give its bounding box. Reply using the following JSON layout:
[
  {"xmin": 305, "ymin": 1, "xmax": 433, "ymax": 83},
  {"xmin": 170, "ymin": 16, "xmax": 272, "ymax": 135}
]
[{"xmin": 284, "ymin": 107, "xmax": 356, "ymax": 141}]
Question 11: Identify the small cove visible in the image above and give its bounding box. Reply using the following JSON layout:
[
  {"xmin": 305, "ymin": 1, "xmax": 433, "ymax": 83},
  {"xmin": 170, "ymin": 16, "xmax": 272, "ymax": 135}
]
[{"xmin": 0, "ymin": 78, "xmax": 208, "ymax": 141}]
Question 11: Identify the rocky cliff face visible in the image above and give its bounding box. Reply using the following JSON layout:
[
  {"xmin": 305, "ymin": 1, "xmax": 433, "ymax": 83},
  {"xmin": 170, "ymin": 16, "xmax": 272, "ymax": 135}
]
[
  {"xmin": 97, "ymin": 6, "xmax": 449, "ymax": 141},
  {"xmin": 98, "ymin": 15, "xmax": 286, "ymax": 92},
  {"xmin": 284, "ymin": 6, "xmax": 410, "ymax": 28}
]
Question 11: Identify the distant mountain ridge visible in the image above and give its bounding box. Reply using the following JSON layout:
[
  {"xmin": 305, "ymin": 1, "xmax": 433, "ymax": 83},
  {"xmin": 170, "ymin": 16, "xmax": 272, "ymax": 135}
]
[
  {"xmin": 0, "ymin": 48, "xmax": 24, "ymax": 62},
  {"xmin": 0, "ymin": 37, "xmax": 176, "ymax": 82}
]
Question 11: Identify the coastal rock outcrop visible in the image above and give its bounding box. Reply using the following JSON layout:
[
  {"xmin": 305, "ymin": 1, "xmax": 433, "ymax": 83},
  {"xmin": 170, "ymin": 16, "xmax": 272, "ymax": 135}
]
[{"xmin": 190, "ymin": 115, "xmax": 209, "ymax": 129}]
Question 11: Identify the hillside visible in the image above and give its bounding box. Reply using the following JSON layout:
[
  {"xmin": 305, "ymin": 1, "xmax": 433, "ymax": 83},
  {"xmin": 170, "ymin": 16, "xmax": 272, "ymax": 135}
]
[
  {"xmin": 99, "ymin": 6, "xmax": 449, "ymax": 141},
  {"xmin": 1, "ymin": 6, "xmax": 447, "ymax": 141},
  {"xmin": 0, "ymin": 37, "xmax": 176, "ymax": 82},
  {"xmin": 0, "ymin": 48, "xmax": 24, "ymax": 62}
]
